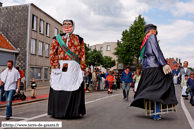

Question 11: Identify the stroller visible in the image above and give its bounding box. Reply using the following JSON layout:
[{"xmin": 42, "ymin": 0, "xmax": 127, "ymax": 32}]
[
  {"xmin": 107, "ymin": 81, "xmax": 114, "ymax": 94},
  {"xmin": 12, "ymin": 81, "xmax": 26, "ymax": 101}
]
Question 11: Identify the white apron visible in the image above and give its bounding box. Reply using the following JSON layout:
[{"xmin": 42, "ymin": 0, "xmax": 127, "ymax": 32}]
[
  {"xmin": 134, "ymin": 82, "xmax": 138, "ymax": 92},
  {"xmin": 50, "ymin": 60, "xmax": 84, "ymax": 91},
  {"xmin": 182, "ymin": 86, "xmax": 188, "ymax": 96}
]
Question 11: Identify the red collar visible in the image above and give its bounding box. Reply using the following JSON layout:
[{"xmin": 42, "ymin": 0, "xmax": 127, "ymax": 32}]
[
  {"xmin": 140, "ymin": 35, "xmax": 150, "ymax": 50},
  {"xmin": 190, "ymin": 77, "xmax": 194, "ymax": 79},
  {"xmin": 172, "ymin": 67, "xmax": 179, "ymax": 70},
  {"xmin": 125, "ymin": 70, "xmax": 129, "ymax": 75}
]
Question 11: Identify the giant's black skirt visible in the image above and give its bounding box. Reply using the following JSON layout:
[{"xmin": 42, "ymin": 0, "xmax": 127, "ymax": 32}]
[
  {"xmin": 48, "ymin": 82, "xmax": 86, "ymax": 118},
  {"xmin": 130, "ymin": 67, "xmax": 178, "ymax": 109}
]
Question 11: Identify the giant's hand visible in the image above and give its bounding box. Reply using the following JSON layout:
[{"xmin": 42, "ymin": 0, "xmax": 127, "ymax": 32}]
[
  {"xmin": 163, "ymin": 65, "xmax": 172, "ymax": 75},
  {"xmin": 52, "ymin": 69, "xmax": 62, "ymax": 75}
]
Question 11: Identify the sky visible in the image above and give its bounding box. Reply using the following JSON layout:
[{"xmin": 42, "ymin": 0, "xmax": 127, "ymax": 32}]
[{"xmin": 1, "ymin": 0, "xmax": 194, "ymax": 67}]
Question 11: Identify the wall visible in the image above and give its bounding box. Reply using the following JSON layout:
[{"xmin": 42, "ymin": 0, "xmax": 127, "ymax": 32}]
[
  {"xmin": 0, "ymin": 4, "xmax": 29, "ymax": 73},
  {"xmin": 27, "ymin": 4, "xmax": 62, "ymax": 87}
]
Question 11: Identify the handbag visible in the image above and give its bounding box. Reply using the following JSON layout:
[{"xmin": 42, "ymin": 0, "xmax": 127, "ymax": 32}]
[{"xmin": 185, "ymin": 86, "xmax": 191, "ymax": 94}]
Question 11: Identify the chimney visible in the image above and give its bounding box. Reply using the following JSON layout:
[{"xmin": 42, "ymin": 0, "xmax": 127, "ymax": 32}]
[{"xmin": 0, "ymin": 2, "xmax": 2, "ymax": 7}]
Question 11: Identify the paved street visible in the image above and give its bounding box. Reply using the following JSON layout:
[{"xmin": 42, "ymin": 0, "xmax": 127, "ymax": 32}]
[{"xmin": 0, "ymin": 86, "xmax": 193, "ymax": 129}]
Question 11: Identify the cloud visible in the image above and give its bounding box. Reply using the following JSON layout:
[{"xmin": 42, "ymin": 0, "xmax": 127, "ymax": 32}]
[
  {"xmin": 0, "ymin": 0, "xmax": 22, "ymax": 6},
  {"xmin": 137, "ymin": 0, "xmax": 178, "ymax": 10},
  {"xmin": 157, "ymin": 20, "xmax": 194, "ymax": 67},
  {"xmin": 158, "ymin": 20, "xmax": 194, "ymax": 44},
  {"xmin": 21, "ymin": 0, "xmax": 152, "ymax": 46},
  {"xmin": 138, "ymin": 0, "xmax": 194, "ymax": 17},
  {"xmin": 171, "ymin": 0, "xmax": 194, "ymax": 16},
  {"xmin": 81, "ymin": 0, "xmax": 125, "ymax": 17}
]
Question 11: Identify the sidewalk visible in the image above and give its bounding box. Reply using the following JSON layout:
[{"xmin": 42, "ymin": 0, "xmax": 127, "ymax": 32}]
[{"xmin": 0, "ymin": 86, "xmax": 50, "ymax": 108}]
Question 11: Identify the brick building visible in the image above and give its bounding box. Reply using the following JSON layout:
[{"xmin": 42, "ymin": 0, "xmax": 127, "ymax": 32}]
[{"xmin": 0, "ymin": 3, "xmax": 62, "ymax": 87}]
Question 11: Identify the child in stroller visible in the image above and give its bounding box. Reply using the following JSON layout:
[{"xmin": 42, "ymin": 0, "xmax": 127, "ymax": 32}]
[{"xmin": 106, "ymin": 71, "xmax": 114, "ymax": 94}]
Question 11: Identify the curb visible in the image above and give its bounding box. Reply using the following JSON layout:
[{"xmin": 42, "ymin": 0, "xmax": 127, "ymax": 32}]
[
  {"xmin": 0, "ymin": 97, "xmax": 48, "ymax": 108},
  {"xmin": 25, "ymin": 86, "xmax": 50, "ymax": 92}
]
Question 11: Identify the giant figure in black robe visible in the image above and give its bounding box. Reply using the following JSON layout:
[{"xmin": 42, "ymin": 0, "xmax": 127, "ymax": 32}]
[{"xmin": 130, "ymin": 24, "xmax": 178, "ymax": 111}]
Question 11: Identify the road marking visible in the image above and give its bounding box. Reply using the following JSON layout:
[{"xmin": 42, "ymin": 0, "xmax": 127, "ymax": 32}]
[
  {"xmin": 18, "ymin": 93, "xmax": 122, "ymax": 122},
  {"xmin": 181, "ymin": 96, "xmax": 194, "ymax": 129},
  {"xmin": 85, "ymin": 93, "xmax": 122, "ymax": 104}
]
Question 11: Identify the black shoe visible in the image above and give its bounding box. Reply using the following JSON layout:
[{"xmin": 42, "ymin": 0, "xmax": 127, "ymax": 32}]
[
  {"xmin": 192, "ymin": 104, "xmax": 194, "ymax": 106},
  {"xmin": 5, "ymin": 116, "xmax": 10, "ymax": 120},
  {"xmin": 153, "ymin": 118, "xmax": 160, "ymax": 121}
]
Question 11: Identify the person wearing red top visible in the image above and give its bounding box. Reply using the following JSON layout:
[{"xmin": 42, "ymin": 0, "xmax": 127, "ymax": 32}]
[{"xmin": 106, "ymin": 71, "xmax": 114, "ymax": 94}]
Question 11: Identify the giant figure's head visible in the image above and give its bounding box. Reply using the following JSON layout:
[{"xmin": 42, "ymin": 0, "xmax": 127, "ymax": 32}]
[
  {"xmin": 62, "ymin": 20, "xmax": 74, "ymax": 34},
  {"xmin": 144, "ymin": 24, "xmax": 158, "ymax": 36}
]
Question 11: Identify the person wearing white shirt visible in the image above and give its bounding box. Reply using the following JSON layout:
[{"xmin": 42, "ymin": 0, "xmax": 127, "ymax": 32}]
[
  {"xmin": 0, "ymin": 60, "xmax": 20, "ymax": 120},
  {"xmin": 179, "ymin": 61, "xmax": 191, "ymax": 83}
]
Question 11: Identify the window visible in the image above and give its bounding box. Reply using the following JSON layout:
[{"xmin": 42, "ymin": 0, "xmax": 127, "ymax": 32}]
[
  {"xmin": 31, "ymin": 39, "xmax": 36, "ymax": 54},
  {"xmin": 44, "ymin": 67, "xmax": 48, "ymax": 80},
  {"xmin": 45, "ymin": 43, "xmax": 49, "ymax": 57},
  {"xmin": 100, "ymin": 47, "xmax": 103, "ymax": 52},
  {"xmin": 30, "ymin": 67, "xmax": 42, "ymax": 80},
  {"xmin": 39, "ymin": 19, "xmax": 44, "ymax": 34},
  {"xmin": 46, "ymin": 23, "xmax": 50, "ymax": 36},
  {"xmin": 32, "ymin": 15, "xmax": 37, "ymax": 31},
  {"xmin": 55, "ymin": 28, "xmax": 58, "ymax": 36},
  {"xmin": 38, "ymin": 41, "xmax": 43, "ymax": 56},
  {"xmin": 107, "ymin": 45, "xmax": 110, "ymax": 51}
]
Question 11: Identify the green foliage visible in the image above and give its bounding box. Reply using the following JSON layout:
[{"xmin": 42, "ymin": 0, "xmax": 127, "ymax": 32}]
[
  {"xmin": 102, "ymin": 56, "xmax": 116, "ymax": 71},
  {"xmin": 188, "ymin": 67, "xmax": 193, "ymax": 71},
  {"xmin": 85, "ymin": 43, "xmax": 91, "ymax": 66},
  {"xmin": 87, "ymin": 49, "xmax": 103, "ymax": 67},
  {"xmin": 114, "ymin": 15, "xmax": 146, "ymax": 65}
]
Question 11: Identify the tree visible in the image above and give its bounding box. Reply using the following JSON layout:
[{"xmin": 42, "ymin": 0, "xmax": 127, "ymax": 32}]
[
  {"xmin": 84, "ymin": 43, "xmax": 91, "ymax": 67},
  {"xmin": 102, "ymin": 56, "xmax": 116, "ymax": 72},
  {"xmin": 114, "ymin": 15, "xmax": 146, "ymax": 65},
  {"xmin": 87, "ymin": 49, "xmax": 103, "ymax": 68},
  {"xmin": 188, "ymin": 67, "xmax": 193, "ymax": 72}
]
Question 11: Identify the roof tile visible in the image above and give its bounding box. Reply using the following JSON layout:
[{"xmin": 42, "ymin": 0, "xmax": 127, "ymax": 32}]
[{"xmin": 0, "ymin": 33, "xmax": 15, "ymax": 50}]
